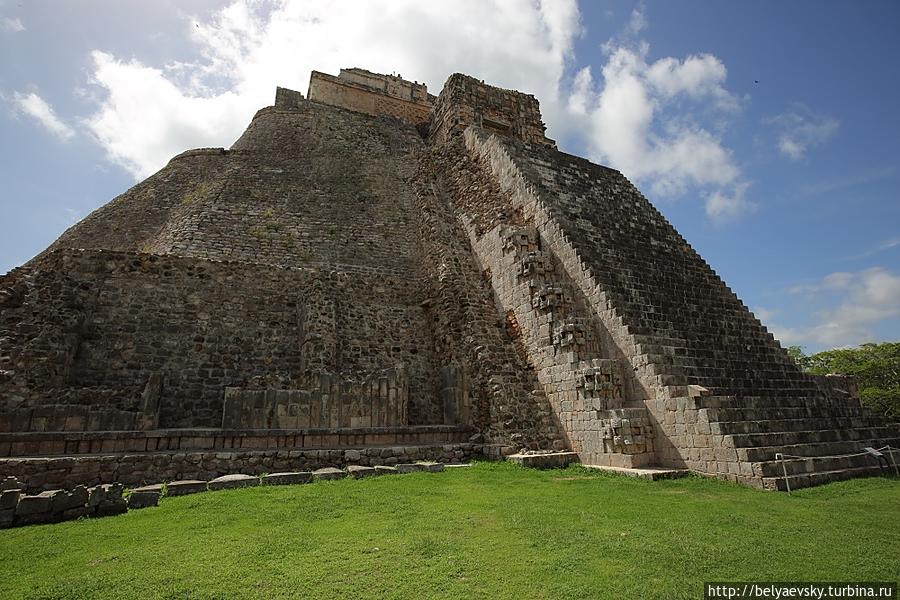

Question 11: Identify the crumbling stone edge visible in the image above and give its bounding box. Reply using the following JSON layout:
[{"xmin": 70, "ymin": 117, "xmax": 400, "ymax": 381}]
[{"xmin": 0, "ymin": 462, "xmax": 468, "ymax": 529}]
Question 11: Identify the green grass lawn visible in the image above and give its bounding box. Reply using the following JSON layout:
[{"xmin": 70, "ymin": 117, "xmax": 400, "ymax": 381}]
[{"xmin": 1, "ymin": 462, "xmax": 898, "ymax": 599}]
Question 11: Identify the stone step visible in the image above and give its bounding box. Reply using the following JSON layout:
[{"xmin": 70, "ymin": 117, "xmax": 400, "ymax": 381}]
[
  {"xmin": 740, "ymin": 437, "xmax": 900, "ymax": 463},
  {"xmin": 698, "ymin": 396, "xmax": 863, "ymax": 410},
  {"xmin": 703, "ymin": 405, "xmax": 868, "ymax": 422},
  {"xmin": 725, "ymin": 426, "xmax": 900, "ymax": 448},
  {"xmin": 761, "ymin": 465, "xmax": 893, "ymax": 491},
  {"xmin": 714, "ymin": 416, "xmax": 888, "ymax": 435},
  {"xmin": 754, "ymin": 451, "xmax": 897, "ymax": 477}
]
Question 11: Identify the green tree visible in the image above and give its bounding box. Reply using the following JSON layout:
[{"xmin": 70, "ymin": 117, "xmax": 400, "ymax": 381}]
[
  {"xmin": 786, "ymin": 345, "xmax": 810, "ymax": 370},
  {"xmin": 796, "ymin": 342, "xmax": 900, "ymax": 419}
]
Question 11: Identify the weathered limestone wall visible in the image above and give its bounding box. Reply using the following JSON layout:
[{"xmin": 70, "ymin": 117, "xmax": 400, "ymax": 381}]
[
  {"xmin": 308, "ymin": 69, "xmax": 433, "ymax": 126},
  {"xmin": 275, "ymin": 86, "xmax": 304, "ymax": 109},
  {"xmin": 410, "ymin": 144, "xmax": 565, "ymax": 452},
  {"xmin": 36, "ymin": 149, "xmax": 230, "ymax": 262},
  {"xmin": 42, "ymin": 99, "xmax": 425, "ymax": 276},
  {"xmin": 222, "ymin": 368, "xmax": 409, "ymax": 429},
  {"xmin": 0, "ymin": 249, "xmax": 440, "ymax": 428},
  {"xmin": 429, "ymin": 74, "xmax": 556, "ymax": 148}
]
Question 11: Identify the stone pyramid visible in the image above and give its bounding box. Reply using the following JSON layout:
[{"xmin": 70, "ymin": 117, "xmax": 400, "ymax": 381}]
[{"xmin": 1, "ymin": 68, "xmax": 897, "ymax": 491}]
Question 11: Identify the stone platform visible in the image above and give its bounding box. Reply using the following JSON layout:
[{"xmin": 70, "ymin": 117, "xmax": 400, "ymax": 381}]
[
  {"xmin": 1, "ymin": 442, "xmax": 475, "ymax": 492},
  {"xmin": 582, "ymin": 464, "xmax": 690, "ymax": 481},
  {"xmin": 507, "ymin": 452, "xmax": 579, "ymax": 469}
]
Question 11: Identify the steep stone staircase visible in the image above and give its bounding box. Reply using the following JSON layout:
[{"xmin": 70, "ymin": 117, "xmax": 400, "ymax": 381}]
[
  {"xmin": 463, "ymin": 129, "xmax": 900, "ymax": 489},
  {"xmin": 467, "ymin": 219, "xmax": 656, "ymax": 468},
  {"xmin": 700, "ymin": 395, "xmax": 900, "ymax": 490}
]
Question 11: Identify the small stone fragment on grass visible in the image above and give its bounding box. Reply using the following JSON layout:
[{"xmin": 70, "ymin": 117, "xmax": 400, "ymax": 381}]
[
  {"xmin": 88, "ymin": 484, "xmax": 127, "ymax": 517},
  {"xmin": 14, "ymin": 492, "xmax": 52, "ymax": 517},
  {"xmin": 416, "ymin": 462, "xmax": 444, "ymax": 473},
  {"xmin": 395, "ymin": 463, "xmax": 424, "ymax": 474},
  {"xmin": 261, "ymin": 472, "xmax": 312, "ymax": 486},
  {"xmin": 313, "ymin": 467, "xmax": 346, "ymax": 481},
  {"xmin": 208, "ymin": 474, "xmax": 258, "ymax": 491},
  {"xmin": 127, "ymin": 490, "xmax": 160, "ymax": 509},
  {"xmin": 346, "ymin": 465, "xmax": 377, "ymax": 479},
  {"xmin": 163, "ymin": 480, "xmax": 207, "ymax": 497}
]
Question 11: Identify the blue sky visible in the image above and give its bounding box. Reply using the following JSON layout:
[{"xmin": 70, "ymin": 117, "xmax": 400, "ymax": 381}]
[{"xmin": 1, "ymin": 0, "xmax": 898, "ymax": 352}]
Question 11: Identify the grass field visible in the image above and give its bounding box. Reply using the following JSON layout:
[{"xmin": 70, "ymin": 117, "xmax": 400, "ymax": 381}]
[{"xmin": 1, "ymin": 462, "xmax": 898, "ymax": 599}]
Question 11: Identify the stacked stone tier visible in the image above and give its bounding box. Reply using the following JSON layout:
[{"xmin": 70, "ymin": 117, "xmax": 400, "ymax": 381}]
[{"xmin": 462, "ymin": 127, "xmax": 899, "ymax": 488}]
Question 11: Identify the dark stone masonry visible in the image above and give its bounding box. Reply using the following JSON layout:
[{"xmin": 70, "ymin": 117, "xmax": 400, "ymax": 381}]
[{"xmin": 1, "ymin": 67, "xmax": 898, "ymax": 513}]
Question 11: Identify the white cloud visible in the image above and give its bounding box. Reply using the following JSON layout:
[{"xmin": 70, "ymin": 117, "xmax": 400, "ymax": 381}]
[
  {"xmin": 773, "ymin": 268, "xmax": 900, "ymax": 348},
  {"xmin": 567, "ymin": 10, "xmax": 749, "ymax": 220},
  {"xmin": 87, "ymin": 50, "xmax": 249, "ymax": 178},
  {"xmin": 706, "ymin": 182, "xmax": 755, "ymax": 223},
  {"xmin": 880, "ymin": 238, "xmax": 900, "ymax": 251},
  {"xmin": 646, "ymin": 54, "xmax": 738, "ymax": 112},
  {"xmin": 766, "ymin": 104, "xmax": 839, "ymax": 161},
  {"xmin": 822, "ymin": 271, "xmax": 854, "ymax": 290},
  {"xmin": 567, "ymin": 66, "xmax": 593, "ymax": 116},
  {"xmin": 624, "ymin": 7, "xmax": 646, "ymax": 37},
  {"xmin": 1, "ymin": 16, "xmax": 24, "ymax": 32},
  {"xmin": 11, "ymin": 91, "xmax": 75, "ymax": 141},
  {"xmin": 84, "ymin": 0, "xmax": 581, "ymax": 179}
]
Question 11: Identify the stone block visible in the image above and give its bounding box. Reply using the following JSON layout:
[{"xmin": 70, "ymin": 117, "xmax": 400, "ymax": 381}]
[
  {"xmin": 164, "ymin": 480, "xmax": 207, "ymax": 497},
  {"xmin": 95, "ymin": 499, "xmax": 128, "ymax": 517},
  {"xmin": 374, "ymin": 465, "xmax": 398, "ymax": 475},
  {"xmin": 1, "ymin": 476, "xmax": 23, "ymax": 492},
  {"xmin": 507, "ymin": 451, "xmax": 579, "ymax": 469},
  {"xmin": 416, "ymin": 462, "xmax": 445, "ymax": 473},
  {"xmin": 127, "ymin": 490, "xmax": 160, "ymax": 509},
  {"xmin": 86, "ymin": 483, "xmax": 127, "ymax": 516},
  {"xmin": 313, "ymin": 467, "xmax": 346, "ymax": 481},
  {"xmin": 0, "ymin": 508, "xmax": 14, "ymax": 527},
  {"xmin": 261, "ymin": 472, "xmax": 312, "ymax": 485},
  {"xmin": 15, "ymin": 492, "xmax": 53, "ymax": 516},
  {"xmin": 131, "ymin": 483, "xmax": 164, "ymax": 494},
  {"xmin": 51, "ymin": 485, "xmax": 88, "ymax": 513},
  {"xmin": 0, "ymin": 489, "xmax": 21, "ymax": 510},
  {"xmin": 208, "ymin": 474, "xmax": 259, "ymax": 491},
  {"xmin": 61, "ymin": 506, "xmax": 88, "ymax": 520},
  {"xmin": 395, "ymin": 463, "xmax": 424, "ymax": 474},
  {"xmin": 346, "ymin": 465, "xmax": 377, "ymax": 479}
]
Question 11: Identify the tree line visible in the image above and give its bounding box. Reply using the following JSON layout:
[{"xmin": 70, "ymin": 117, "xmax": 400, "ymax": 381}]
[{"xmin": 787, "ymin": 342, "xmax": 899, "ymax": 419}]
